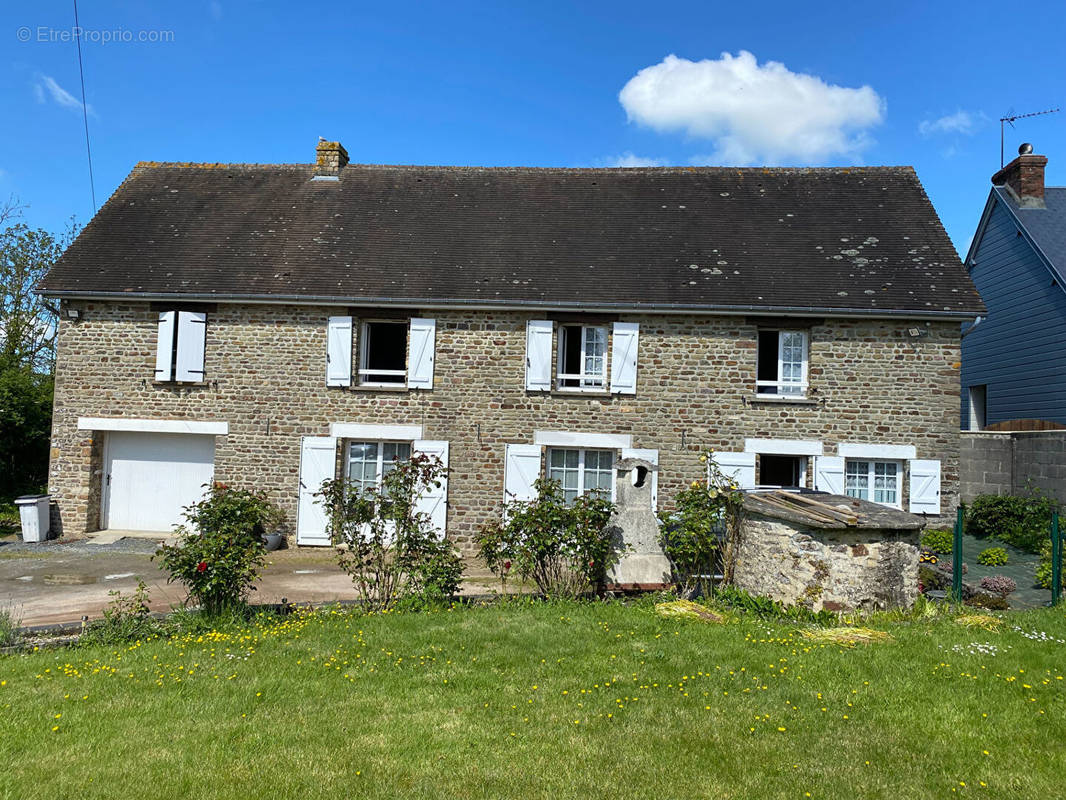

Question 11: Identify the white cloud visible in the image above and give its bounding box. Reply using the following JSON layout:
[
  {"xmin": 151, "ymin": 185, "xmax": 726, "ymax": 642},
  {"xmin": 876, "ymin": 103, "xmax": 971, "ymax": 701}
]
[
  {"xmin": 596, "ymin": 152, "xmax": 668, "ymax": 168},
  {"xmin": 618, "ymin": 51, "xmax": 885, "ymax": 166},
  {"xmin": 34, "ymin": 75, "xmax": 93, "ymax": 116},
  {"xmin": 919, "ymin": 110, "xmax": 978, "ymax": 137}
]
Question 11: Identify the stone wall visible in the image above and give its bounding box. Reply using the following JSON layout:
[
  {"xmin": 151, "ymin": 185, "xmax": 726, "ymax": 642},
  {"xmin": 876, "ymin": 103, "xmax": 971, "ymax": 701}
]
[
  {"xmin": 48, "ymin": 300, "xmax": 964, "ymax": 549},
  {"xmin": 960, "ymin": 431, "xmax": 1066, "ymax": 503},
  {"xmin": 732, "ymin": 514, "xmax": 921, "ymax": 611}
]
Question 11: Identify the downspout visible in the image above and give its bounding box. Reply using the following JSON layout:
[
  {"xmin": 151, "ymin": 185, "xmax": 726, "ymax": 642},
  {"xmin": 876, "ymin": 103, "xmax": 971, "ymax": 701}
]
[{"xmin": 961, "ymin": 316, "xmax": 985, "ymax": 339}]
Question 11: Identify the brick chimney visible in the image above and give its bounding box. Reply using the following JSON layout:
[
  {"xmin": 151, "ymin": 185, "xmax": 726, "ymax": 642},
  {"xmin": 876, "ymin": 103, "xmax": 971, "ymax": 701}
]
[
  {"xmin": 313, "ymin": 139, "xmax": 349, "ymax": 179},
  {"xmin": 991, "ymin": 143, "xmax": 1047, "ymax": 208}
]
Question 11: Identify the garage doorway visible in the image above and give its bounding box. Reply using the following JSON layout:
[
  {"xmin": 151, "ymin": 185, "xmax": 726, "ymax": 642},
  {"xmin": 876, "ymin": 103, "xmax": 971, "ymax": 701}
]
[{"xmin": 102, "ymin": 432, "xmax": 216, "ymax": 531}]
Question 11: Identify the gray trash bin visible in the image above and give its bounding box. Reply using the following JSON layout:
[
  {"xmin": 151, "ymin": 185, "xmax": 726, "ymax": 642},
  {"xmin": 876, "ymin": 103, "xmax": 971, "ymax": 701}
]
[{"xmin": 15, "ymin": 495, "xmax": 51, "ymax": 543}]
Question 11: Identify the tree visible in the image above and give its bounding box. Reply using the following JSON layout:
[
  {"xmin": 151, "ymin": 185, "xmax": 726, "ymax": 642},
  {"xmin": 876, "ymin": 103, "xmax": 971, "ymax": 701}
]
[
  {"xmin": 0, "ymin": 201, "xmax": 75, "ymax": 372},
  {"xmin": 0, "ymin": 200, "xmax": 76, "ymax": 500}
]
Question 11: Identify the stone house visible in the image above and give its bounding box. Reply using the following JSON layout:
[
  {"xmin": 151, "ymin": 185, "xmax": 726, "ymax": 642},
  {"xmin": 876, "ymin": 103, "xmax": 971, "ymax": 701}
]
[{"xmin": 38, "ymin": 140, "xmax": 984, "ymax": 551}]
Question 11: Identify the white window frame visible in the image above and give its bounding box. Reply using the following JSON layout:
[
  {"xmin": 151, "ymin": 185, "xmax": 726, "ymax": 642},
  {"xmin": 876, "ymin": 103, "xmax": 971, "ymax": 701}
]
[
  {"xmin": 844, "ymin": 459, "xmax": 902, "ymax": 509},
  {"xmin": 556, "ymin": 324, "xmax": 608, "ymax": 391},
  {"xmin": 756, "ymin": 455, "xmax": 808, "ymax": 489},
  {"xmin": 345, "ymin": 440, "xmax": 412, "ymax": 493},
  {"xmin": 756, "ymin": 330, "xmax": 809, "ymax": 397},
  {"xmin": 358, "ymin": 320, "xmax": 409, "ymax": 387},
  {"xmin": 546, "ymin": 447, "xmax": 615, "ymax": 502}
]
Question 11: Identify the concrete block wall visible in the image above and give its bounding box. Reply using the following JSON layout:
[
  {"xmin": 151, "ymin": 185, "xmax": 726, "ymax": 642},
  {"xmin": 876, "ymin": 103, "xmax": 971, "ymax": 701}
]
[{"xmin": 960, "ymin": 431, "xmax": 1066, "ymax": 503}]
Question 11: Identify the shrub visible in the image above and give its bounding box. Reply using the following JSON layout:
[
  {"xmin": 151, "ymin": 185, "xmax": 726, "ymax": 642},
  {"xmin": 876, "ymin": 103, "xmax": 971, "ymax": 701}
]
[
  {"xmin": 978, "ymin": 575, "xmax": 1017, "ymax": 597},
  {"xmin": 155, "ymin": 483, "xmax": 282, "ymax": 615},
  {"xmin": 920, "ymin": 529, "xmax": 954, "ymax": 554},
  {"xmin": 80, "ymin": 581, "xmax": 160, "ymax": 645},
  {"xmin": 966, "ymin": 489, "xmax": 1059, "ymax": 553},
  {"xmin": 477, "ymin": 478, "xmax": 615, "ymax": 598},
  {"xmin": 976, "ymin": 547, "xmax": 1009, "ymax": 567},
  {"xmin": 320, "ymin": 453, "xmax": 463, "ymax": 611},
  {"xmin": 0, "ymin": 606, "xmax": 21, "ymax": 647},
  {"xmin": 657, "ymin": 464, "xmax": 743, "ymax": 597},
  {"xmin": 1035, "ymin": 538, "xmax": 1064, "ymax": 591}
]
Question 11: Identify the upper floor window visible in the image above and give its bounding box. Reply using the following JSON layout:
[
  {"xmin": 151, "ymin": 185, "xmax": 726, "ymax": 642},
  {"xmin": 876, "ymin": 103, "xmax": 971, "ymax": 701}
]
[
  {"xmin": 757, "ymin": 329, "xmax": 808, "ymax": 397},
  {"xmin": 845, "ymin": 459, "xmax": 900, "ymax": 508},
  {"xmin": 360, "ymin": 321, "xmax": 408, "ymax": 385},
  {"xmin": 154, "ymin": 310, "xmax": 207, "ymax": 383},
  {"xmin": 325, "ymin": 316, "xmax": 435, "ymax": 390},
  {"xmin": 346, "ymin": 440, "xmax": 412, "ymax": 493},
  {"xmin": 547, "ymin": 447, "xmax": 614, "ymax": 503},
  {"xmin": 524, "ymin": 320, "xmax": 639, "ymax": 395},
  {"xmin": 557, "ymin": 325, "xmax": 607, "ymax": 390}
]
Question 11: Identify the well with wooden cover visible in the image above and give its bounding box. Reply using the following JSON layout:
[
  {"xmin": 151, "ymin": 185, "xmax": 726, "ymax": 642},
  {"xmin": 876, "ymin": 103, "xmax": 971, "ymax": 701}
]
[{"xmin": 733, "ymin": 491, "xmax": 925, "ymax": 612}]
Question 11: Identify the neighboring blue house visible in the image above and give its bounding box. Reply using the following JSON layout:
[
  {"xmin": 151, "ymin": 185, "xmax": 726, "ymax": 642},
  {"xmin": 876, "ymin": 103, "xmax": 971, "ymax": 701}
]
[{"xmin": 961, "ymin": 145, "xmax": 1066, "ymax": 429}]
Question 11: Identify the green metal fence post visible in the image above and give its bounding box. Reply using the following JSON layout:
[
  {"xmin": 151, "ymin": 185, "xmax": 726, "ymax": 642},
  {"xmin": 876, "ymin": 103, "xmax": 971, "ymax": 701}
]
[
  {"xmin": 1052, "ymin": 512, "xmax": 1061, "ymax": 606},
  {"xmin": 952, "ymin": 505, "xmax": 964, "ymax": 603}
]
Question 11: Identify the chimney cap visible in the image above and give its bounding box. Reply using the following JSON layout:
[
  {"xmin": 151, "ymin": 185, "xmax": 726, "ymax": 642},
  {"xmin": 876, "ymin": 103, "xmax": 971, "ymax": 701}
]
[{"xmin": 1019, "ymin": 142, "xmax": 1034, "ymax": 155}]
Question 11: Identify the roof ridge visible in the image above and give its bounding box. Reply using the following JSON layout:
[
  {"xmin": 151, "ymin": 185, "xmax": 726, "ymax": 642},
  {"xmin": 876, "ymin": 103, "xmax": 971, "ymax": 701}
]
[{"xmin": 132, "ymin": 161, "xmax": 918, "ymax": 174}]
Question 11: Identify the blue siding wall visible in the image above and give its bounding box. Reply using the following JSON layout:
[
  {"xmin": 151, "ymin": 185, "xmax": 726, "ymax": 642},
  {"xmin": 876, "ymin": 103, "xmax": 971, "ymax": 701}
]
[{"xmin": 961, "ymin": 198, "xmax": 1066, "ymax": 427}]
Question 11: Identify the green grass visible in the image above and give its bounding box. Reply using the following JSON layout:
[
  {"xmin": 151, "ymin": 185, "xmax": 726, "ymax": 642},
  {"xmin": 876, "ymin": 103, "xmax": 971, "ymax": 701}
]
[{"xmin": 2, "ymin": 600, "xmax": 1065, "ymax": 799}]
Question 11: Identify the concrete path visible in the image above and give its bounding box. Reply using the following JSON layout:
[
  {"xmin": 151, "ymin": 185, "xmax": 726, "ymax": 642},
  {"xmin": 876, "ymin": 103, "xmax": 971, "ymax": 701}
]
[{"xmin": 0, "ymin": 533, "xmax": 499, "ymax": 628}]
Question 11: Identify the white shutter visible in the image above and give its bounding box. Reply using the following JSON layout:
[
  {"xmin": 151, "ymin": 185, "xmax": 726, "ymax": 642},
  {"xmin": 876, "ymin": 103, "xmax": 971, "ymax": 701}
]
[
  {"xmin": 504, "ymin": 443, "xmax": 541, "ymax": 502},
  {"xmin": 413, "ymin": 439, "xmax": 448, "ymax": 538},
  {"xmin": 326, "ymin": 316, "xmax": 353, "ymax": 387},
  {"xmin": 525, "ymin": 320, "xmax": 553, "ymax": 391},
  {"xmin": 815, "ymin": 456, "xmax": 845, "ymax": 495},
  {"xmin": 407, "ymin": 318, "xmax": 436, "ymax": 390},
  {"xmin": 908, "ymin": 459, "xmax": 941, "ymax": 514},
  {"xmin": 175, "ymin": 311, "xmax": 207, "ymax": 382},
  {"xmin": 622, "ymin": 447, "xmax": 658, "ymax": 509},
  {"xmin": 610, "ymin": 322, "xmax": 639, "ymax": 395},
  {"xmin": 154, "ymin": 311, "xmax": 176, "ymax": 381},
  {"xmin": 296, "ymin": 436, "xmax": 337, "ymax": 545},
  {"xmin": 710, "ymin": 451, "xmax": 756, "ymax": 490}
]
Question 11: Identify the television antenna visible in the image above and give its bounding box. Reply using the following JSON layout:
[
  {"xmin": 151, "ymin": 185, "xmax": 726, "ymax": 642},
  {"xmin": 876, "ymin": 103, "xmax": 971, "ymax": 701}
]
[{"xmin": 1000, "ymin": 108, "xmax": 1060, "ymax": 166}]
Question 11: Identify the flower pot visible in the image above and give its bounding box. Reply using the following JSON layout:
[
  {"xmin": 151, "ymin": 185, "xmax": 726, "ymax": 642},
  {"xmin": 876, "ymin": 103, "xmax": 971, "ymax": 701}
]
[{"xmin": 261, "ymin": 532, "xmax": 284, "ymax": 552}]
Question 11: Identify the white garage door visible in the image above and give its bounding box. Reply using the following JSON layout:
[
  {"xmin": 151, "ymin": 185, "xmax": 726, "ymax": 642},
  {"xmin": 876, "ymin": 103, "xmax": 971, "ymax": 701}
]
[{"xmin": 103, "ymin": 432, "xmax": 216, "ymax": 532}]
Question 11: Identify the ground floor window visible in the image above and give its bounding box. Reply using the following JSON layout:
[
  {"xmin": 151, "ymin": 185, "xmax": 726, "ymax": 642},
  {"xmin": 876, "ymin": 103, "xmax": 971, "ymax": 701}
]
[
  {"xmin": 845, "ymin": 460, "xmax": 900, "ymax": 507},
  {"xmin": 758, "ymin": 454, "xmax": 805, "ymax": 488},
  {"xmin": 547, "ymin": 448, "xmax": 614, "ymax": 503},
  {"xmin": 346, "ymin": 441, "xmax": 411, "ymax": 493}
]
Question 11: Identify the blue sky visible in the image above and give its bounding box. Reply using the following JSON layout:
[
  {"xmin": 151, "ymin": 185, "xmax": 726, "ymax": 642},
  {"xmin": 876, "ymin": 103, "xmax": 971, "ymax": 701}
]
[{"xmin": 4, "ymin": 0, "xmax": 1064, "ymax": 256}]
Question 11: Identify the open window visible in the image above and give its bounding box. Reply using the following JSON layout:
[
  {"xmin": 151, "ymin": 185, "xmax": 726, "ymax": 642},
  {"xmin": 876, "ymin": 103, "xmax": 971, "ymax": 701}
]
[
  {"xmin": 844, "ymin": 459, "xmax": 901, "ymax": 508},
  {"xmin": 359, "ymin": 321, "xmax": 408, "ymax": 385},
  {"xmin": 557, "ymin": 325, "xmax": 607, "ymax": 390},
  {"xmin": 758, "ymin": 454, "xmax": 806, "ymax": 488},
  {"xmin": 757, "ymin": 329, "xmax": 808, "ymax": 397}
]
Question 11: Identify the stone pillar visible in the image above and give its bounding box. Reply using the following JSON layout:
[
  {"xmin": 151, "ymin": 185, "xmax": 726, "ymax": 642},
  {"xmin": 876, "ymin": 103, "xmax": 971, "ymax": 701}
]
[{"xmin": 606, "ymin": 457, "xmax": 671, "ymax": 588}]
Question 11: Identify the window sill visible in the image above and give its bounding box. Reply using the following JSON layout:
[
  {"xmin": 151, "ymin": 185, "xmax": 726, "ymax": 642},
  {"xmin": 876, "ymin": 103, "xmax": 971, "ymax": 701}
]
[
  {"xmin": 153, "ymin": 380, "xmax": 208, "ymax": 387},
  {"xmin": 748, "ymin": 395, "xmax": 817, "ymax": 405},
  {"xmin": 550, "ymin": 389, "xmax": 613, "ymax": 398},
  {"xmin": 351, "ymin": 384, "xmax": 410, "ymax": 393}
]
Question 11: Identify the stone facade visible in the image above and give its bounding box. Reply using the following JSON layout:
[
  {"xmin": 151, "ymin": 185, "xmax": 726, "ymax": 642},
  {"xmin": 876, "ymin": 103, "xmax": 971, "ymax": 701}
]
[
  {"xmin": 48, "ymin": 300, "xmax": 964, "ymax": 551},
  {"xmin": 732, "ymin": 512, "xmax": 921, "ymax": 612}
]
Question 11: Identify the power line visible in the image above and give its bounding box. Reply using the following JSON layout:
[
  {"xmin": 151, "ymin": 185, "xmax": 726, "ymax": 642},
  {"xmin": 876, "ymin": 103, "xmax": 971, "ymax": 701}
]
[{"xmin": 73, "ymin": 0, "xmax": 96, "ymax": 212}]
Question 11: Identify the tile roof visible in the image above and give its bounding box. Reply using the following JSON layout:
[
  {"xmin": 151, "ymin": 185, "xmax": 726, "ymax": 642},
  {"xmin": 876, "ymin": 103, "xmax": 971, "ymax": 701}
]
[{"xmin": 39, "ymin": 162, "xmax": 984, "ymax": 317}]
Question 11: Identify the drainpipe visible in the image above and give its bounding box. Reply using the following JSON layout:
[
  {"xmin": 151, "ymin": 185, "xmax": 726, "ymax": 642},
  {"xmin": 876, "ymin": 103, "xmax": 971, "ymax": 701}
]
[{"xmin": 961, "ymin": 316, "xmax": 985, "ymax": 339}]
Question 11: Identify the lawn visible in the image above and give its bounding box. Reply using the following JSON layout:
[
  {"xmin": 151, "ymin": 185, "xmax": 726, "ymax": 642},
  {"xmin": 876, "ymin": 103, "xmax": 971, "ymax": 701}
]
[{"xmin": 2, "ymin": 600, "xmax": 1064, "ymax": 800}]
